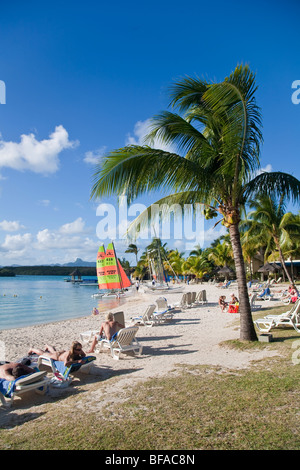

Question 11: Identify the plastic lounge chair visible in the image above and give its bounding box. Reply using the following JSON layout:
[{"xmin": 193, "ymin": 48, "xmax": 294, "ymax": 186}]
[
  {"xmin": 155, "ymin": 296, "xmax": 175, "ymax": 313},
  {"xmin": 186, "ymin": 292, "xmax": 193, "ymax": 308},
  {"xmin": 176, "ymin": 293, "xmax": 188, "ymax": 309},
  {"xmin": 151, "ymin": 308, "xmax": 175, "ymax": 324},
  {"xmin": 80, "ymin": 330, "xmax": 99, "ymax": 346},
  {"xmin": 96, "ymin": 326, "xmax": 143, "ymax": 360},
  {"xmin": 195, "ymin": 290, "xmax": 207, "ymax": 304},
  {"xmin": 130, "ymin": 304, "xmax": 157, "ymax": 327},
  {"xmin": 0, "ymin": 371, "xmax": 49, "ymax": 407},
  {"xmin": 218, "ymin": 281, "xmax": 231, "ymax": 289},
  {"xmin": 254, "ymin": 299, "xmax": 300, "ymax": 333},
  {"xmin": 154, "ymin": 297, "xmax": 175, "ymax": 316},
  {"xmin": 257, "ymin": 287, "xmax": 273, "ymax": 301},
  {"xmin": 264, "ymin": 299, "xmax": 300, "ymax": 320},
  {"xmin": 250, "ymin": 293, "xmax": 261, "ymax": 311},
  {"xmin": 37, "ymin": 355, "xmax": 96, "ymax": 383}
]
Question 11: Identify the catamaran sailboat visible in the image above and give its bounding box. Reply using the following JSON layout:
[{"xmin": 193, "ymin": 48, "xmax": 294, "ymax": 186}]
[
  {"xmin": 146, "ymin": 247, "xmax": 184, "ymax": 294},
  {"xmin": 92, "ymin": 242, "xmax": 133, "ymax": 299}
]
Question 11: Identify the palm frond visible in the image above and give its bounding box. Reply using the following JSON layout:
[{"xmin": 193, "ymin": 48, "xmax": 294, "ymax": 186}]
[
  {"xmin": 244, "ymin": 171, "xmax": 300, "ymax": 203},
  {"xmin": 91, "ymin": 146, "xmax": 211, "ymax": 203}
]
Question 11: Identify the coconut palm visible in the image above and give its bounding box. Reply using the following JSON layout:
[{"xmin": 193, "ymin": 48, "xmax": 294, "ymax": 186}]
[
  {"xmin": 182, "ymin": 255, "xmax": 211, "ymax": 282},
  {"xmin": 243, "ymin": 195, "xmax": 300, "ymax": 284},
  {"xmin": 167, "ymin": 249, "xmax": 185, "ymax": 278},
  {"xmin": 125, "ymin": 243, "xmax": 140, "ymax": 266},
  {"xmin": 207, "ymin": 241, "xmax": 234, "ymax": 269},
  {"xmin": 91, "ymin": 64, "xmax": 300, "ymax": 341}
]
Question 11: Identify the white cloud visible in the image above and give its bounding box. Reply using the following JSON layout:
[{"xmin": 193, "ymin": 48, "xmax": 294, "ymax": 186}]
[
  {"xmin": 0, "ymin": 220, "xmax": 25, "ymax": 231},
  {"xmin": 34, "ymin": 228, "xmax": 99, "ymax": 261},
  {"xmin": 0, "ymin": 233, "xmax": 32, "ymax": 252},
  {"xmin": 261, "ymin": 164, "xmax": 273, "ymax": 172},
  {"xmin": 0, "ymin": 125, "xmax": 78, "ymax": 175},
  {"xmin": 255, "ymin": 163, "xmax": 273, "ymax": 176},
  {"xmin": 84, "ymin": 146, "xmax": 107, "ymax": 165},
  {"xmin": 203, "ymin": 225, "xmax": 228, "ymax": 246},
  {"xmin": 36, "ymin": 229, "xmax": 81, "ymax": 250},
  {"xmin": 59, "ymin": 217, "xmax": 86, "ymax": 234},
  {"xmin": 126, "ymin": 119, "xmax": 177, "ymax": 153},
  {"xmin": 38, "ymin": 199, "xmax": 51, "ymax": 207}
]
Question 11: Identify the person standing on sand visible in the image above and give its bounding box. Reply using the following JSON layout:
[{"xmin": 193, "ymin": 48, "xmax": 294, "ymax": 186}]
[{"xmin": 87, "ymin": 312, "xmax": 124, "ymax": 353}]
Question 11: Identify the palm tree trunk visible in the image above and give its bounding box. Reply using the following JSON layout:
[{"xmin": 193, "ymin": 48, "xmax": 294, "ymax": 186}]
[
  {"xmin": 275, "ymin": 241, "xmax": 294, "ymax": 284},
  {"xmin": 274, "ymin": 237, "xmax": 293, "ymax": 284},
  {"xmin": 229, "ymin": 223, "xmax": 258, "ymax": 341}
]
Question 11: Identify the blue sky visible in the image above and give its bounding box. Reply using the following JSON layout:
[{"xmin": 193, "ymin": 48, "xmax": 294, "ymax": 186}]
[{"xmin": 0, "ymin": 0, "xmax": 299, "ymax": 266}]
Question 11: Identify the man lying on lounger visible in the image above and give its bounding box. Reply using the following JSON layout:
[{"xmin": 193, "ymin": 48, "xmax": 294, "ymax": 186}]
[
  {"xmin": 0, "ymin": 362, "xmax": 35, "ymax": 381},
  {"xmin": 87, "ymin": 312, "xmax": 124, "ymax": 353}
]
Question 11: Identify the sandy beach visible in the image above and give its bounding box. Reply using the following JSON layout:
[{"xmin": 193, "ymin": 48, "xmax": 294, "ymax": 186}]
[{"xmin": 0, "ymin": 282, "xmax": 280, "ymax": 427}]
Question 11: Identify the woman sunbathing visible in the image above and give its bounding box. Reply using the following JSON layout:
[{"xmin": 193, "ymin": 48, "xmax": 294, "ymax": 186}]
[{"xmin": 28, "ymin": 341, "xmax": 86, "ymax": 367}]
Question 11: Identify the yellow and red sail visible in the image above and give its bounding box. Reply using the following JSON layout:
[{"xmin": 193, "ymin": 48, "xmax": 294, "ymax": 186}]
[{"xmin": 96, "ymin": 242, "xmax": 131, "ymax": 290}]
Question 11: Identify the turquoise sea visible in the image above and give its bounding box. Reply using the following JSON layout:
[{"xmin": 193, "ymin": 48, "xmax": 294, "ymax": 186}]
[{"xmin": 0, "ymin": 275, "xmax": 124, "ymax": 330}]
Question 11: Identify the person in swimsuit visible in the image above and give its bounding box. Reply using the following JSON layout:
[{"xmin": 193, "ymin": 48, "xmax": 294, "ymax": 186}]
[
  {"xmin": 218, "ymin": 295, "xmax": 228, "ymax": 312},
  {"xmin": 0, "ymin": 362, "xmax": 36, "ymax": 381},
  {"xmin": 28, "ymin": 341, "xmax": 86, "ymax": 367},
  {"xmin": 87, "ymin": 312, "xmax": 124, "ymax": 353}
]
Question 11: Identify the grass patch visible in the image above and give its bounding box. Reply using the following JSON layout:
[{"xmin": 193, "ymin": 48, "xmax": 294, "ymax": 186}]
[{"xmin": 0, "ymin": 303, "xmax": 299, "ymax": 450}]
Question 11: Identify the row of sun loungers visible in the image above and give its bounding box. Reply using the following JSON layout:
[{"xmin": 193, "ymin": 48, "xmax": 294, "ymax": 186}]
[{"xmin": 3, "ymin": 289, "xmax": 300, "ymax": 407}]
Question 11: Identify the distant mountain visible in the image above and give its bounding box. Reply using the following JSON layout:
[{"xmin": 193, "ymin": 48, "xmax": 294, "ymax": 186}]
[{"xmin": 62, "ymin": 258, "xmax": 96, "ymax": 267}]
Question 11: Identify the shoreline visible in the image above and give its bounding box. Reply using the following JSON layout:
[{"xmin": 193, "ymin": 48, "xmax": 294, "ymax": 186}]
[
  {"xmin": 0, "ymin": 282, "xmax": 280, "ymax": 364},
  {"xmin": 0, "ymin": 282, "xmax": 281, "ymax": 427}
]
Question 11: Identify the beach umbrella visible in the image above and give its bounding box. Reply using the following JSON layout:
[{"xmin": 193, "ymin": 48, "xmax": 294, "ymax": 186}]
[
  {"xmin": 217, "ymin": 266, "xmax": 234, "ymax": 281},
  {"xmin": 257, "ymin": 262, "xmax": 280, "ymax": 273},
  {"xmin": 258, "ymin": 262, "xmax": 281, "ymax": 281}
]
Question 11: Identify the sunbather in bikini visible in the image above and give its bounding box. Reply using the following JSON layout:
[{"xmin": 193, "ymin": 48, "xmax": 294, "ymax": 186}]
[{"xmin": 28, "ymin": 341, "xmax": 86, "ymax": 367}]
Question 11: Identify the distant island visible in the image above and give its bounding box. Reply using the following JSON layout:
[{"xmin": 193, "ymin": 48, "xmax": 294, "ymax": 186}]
[
  {"xmin": 0, "ymin": 266, "xmax": 96, "ymax": 276},
  {"xmin": 0, "ymin": 259, "xmax": 96, "ymax": 277},
  {"xmin": 0, "ymin": 268, "xmax": 16, "ymax": 277}
]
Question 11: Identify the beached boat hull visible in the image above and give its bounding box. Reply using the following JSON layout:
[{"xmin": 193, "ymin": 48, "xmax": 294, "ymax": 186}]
[{"xmin": 147, "ymin": 284, "xmax": 184, "ymax": 294}]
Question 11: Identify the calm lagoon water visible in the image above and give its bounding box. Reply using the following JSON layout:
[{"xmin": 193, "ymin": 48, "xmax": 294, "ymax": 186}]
[{"xmin": 0, "ymin": 275, "xmax": 123, "ymax": 330}]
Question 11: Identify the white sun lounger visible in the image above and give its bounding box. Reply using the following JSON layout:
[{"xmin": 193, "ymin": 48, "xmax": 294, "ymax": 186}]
[
  {"xmin": 96, "ymin": 326, "xmax": 143, "ymax": 360},
  {"xmin": 255, "ymin": 299, "xmax": 300, "ymax": 333}
]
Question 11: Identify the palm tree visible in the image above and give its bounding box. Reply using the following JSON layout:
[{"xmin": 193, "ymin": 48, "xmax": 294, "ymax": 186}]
[
  {"xmin": 243, "ymin": 195, "xmax": 300, "ymax": 284},
  {"xmin": 208, "ymin": 241, "xmax": 234, "ymax": 269},
  {"xmin": 182, "ymin": 255, "xmax": 211, "ymax": 282},
  {"xmin": 125, "ymin": 243, "xmax": 140, "ymax": 266},
  {"xmin": 91, "ymin": 64, "xmax": 300, "ymax": 341},
  {"xmin": 167, "ymin": 249, "xmax": 185, "ymax": 278}
]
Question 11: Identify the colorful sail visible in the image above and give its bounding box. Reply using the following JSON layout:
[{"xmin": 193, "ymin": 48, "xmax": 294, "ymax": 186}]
[
  {"xmin": 96, "ymin": 242, "xmax": 131, "ymax": 290},
  {"xmin": 96, "ymin": 245, "xmax": 108, "ymax": 290}
]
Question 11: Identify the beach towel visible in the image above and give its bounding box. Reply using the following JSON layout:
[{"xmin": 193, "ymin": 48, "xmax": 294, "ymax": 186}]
[
  {"xmin": 52, "ymin": 355, "xmax": 96, "ymax": 379},
  {"xmin": 0, "ymin": 377, "xmax": 16, "ymax": 398},
  {"xmin": 0, "ymin": 369, "xmax": 42, "ymax": 398}
]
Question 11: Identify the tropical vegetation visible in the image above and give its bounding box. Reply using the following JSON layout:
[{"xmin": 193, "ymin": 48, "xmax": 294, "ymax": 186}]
[{"xmin": 91, "ymin": 64, "xmax": 300, "ymax": 341}]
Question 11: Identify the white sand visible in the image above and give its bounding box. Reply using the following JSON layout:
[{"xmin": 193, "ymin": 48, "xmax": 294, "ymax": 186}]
[{"xmin": 0, "ymin": 283, "xmax": 280, "ymax": 426}]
